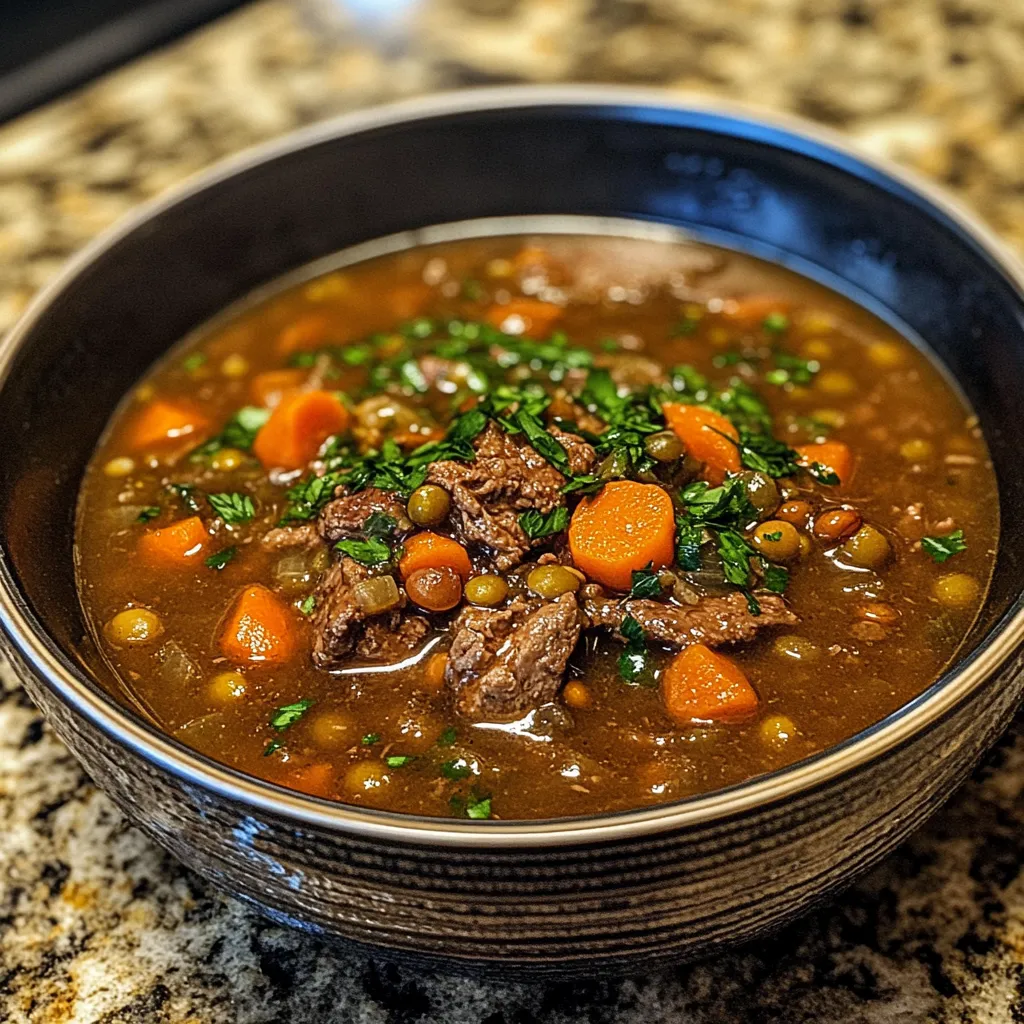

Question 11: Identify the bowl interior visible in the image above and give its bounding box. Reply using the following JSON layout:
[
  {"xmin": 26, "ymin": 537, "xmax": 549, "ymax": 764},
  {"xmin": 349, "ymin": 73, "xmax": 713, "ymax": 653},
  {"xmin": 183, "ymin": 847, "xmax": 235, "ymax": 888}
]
[{"xmin": 2, "ymin": 93, "xmax": 1024, "ymax": 819}]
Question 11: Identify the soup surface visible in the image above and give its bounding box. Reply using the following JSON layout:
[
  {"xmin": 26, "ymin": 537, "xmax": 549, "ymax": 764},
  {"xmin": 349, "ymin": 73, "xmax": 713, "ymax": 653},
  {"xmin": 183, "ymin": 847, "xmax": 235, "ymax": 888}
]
[{"xmin": 76, "ymin": 233, "xmax": 998, "ymax": 820}]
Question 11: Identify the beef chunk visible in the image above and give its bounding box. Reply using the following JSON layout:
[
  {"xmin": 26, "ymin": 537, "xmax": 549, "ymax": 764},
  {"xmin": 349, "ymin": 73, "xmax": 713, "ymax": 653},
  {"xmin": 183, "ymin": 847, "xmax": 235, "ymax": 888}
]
[
  {"xmin": 317, "ymin": 487, "xmax": 411, "ymax": 544},
  {"xmin": 426, "ymin": 422, "xmax": 595, "ymax": 569},
  {"xmin": 260, "ymin": 523, "xmax": 322, "ymax": 551},
  {"xmin": 446, "ymin": 593, "xmax": 583, "ymax": 721},
  {"xmin": 581, "ymin": 585, "xmax": 797, "ymax": 649},
  {"xmin": 311, "ymin": 558, "xmax": 426, "ymax": 669}
]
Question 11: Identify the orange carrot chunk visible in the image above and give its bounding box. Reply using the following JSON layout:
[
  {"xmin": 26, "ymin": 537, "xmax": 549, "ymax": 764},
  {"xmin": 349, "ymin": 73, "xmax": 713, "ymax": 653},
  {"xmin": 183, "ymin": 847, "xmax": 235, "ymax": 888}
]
[
  {"xmin": 252, "ymin": 390, "xmax": 350, "ymax": 471},
  {"xmin": 662, "ymin": 403, "xmax": 741, "ymax": 478},
  {"xmin": 287, "ymin": 762, "xmax": 335, "ymax": 799},
  {"xmin": 275, "ymin": 313, "xmax": 330, "ymax": 356},
  {"xmin": 662, "ymin": 644, "xmax": 759, "ymax": 724},
  {"xmin": 795, "ymin": 441, "xmax": 854, "ymax": 486},
  {"xmin": 486, "ymin": 298, "xmax": 563, "ymax": 337},
  {"xmin": 250, "ymin": 369, "xmax": 306, "ymax": 409},
  {"xmin": 137, "ymin": 516, "xmax": 208, "ymax": 568},
  {"xmin": 568, "ymin": 480, "xmax": 676, "ymax": 591},
  {"xmin": 399, "ymin": 532, "xmax": 473, "ymax": 581},
  {"xmin": 219, "ymin": 584, "xmax": 297, "ymax": 665},
  {"xmin": 127, "ymin": 399, "xmax": 210, "ymax": 451}
]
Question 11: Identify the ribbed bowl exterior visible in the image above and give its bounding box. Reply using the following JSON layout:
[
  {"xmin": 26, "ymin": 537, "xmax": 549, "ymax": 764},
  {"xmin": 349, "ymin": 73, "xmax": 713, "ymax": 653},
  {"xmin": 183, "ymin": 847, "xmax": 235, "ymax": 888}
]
[{"xmin": 7, "ymin": 635, "xmax": 1021, "ymax": 977}]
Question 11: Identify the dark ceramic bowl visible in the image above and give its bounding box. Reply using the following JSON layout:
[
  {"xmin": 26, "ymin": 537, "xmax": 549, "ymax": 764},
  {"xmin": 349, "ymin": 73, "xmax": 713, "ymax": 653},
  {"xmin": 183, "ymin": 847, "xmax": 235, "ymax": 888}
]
[{"xmin": 2, "ymin": 87, "xmax": 1024, "ymax": 978}]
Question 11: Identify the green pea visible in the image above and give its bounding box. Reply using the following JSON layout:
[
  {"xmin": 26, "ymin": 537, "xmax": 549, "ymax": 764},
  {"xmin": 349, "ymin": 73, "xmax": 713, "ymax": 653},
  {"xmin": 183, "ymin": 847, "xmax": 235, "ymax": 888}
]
[
  {"xmin": 407, "ymin": 485, "xmax": 451, "ymax": 527},
  {"xmin": 527, "ymin": 565, "xmax": 582, "ymax": 599}
]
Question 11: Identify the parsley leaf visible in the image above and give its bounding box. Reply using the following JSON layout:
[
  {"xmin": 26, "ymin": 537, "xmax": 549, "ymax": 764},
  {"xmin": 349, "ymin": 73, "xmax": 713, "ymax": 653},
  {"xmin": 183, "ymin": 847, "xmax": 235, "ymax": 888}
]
[
  {"xmin": 363, "ymin": 511, "xmax": 398, "ymax": 539},
  {"xmin": 675, "ymin": 517, "xmax": 704, "ymax": 572},
  {"xmin": 437, "ymin": 726, "xmax": 457, "ymax": 747},
  {"xmin": 716, "ymin": 529, "xmax": 757, "ymax": 589},
  {"xmin": 204, "ymin": 546, "xmax": 236, "ymax": 570},
  {"xmin": 519, "ymin": 507, "xmax": 569, "ymax": 539},
  {"xmin": 299, "ymin": 594, "xmax": 316, "ymax": 616},
  {"xmin": 361, "ymin": 732, "xmax": 381, "ymax": 746},
  {"xmin": 385, "ymin": 755, "xmax": 416, "ymax": 768},
  {"xmin": 618, "ymin": 615, "xmax": 654, "ymax": 685},
  {"xmin": 208, "ymin": 491, "xmax": 255, "ymax": 524},
  {"xmin": 464, "ymin": 793, "xmax": 492, "ymax": 820},
  {"xmin": 191, "ymin": 406, "xmax": 270, "ymax": 459},
  {"xmin": 763, "ymin": 311, "xmax": 789, "ymax": 334},
  {"xmin": 335, "ymin": 536, "xmax": 393, "ymax": 567},
  {"xmin": 732, "ymin": 429, "xmax": 801, "ymax": 479},
  {"xmin": 806, "ymin": 462, "xmax": 841, "ymax": 486},
  {"xmin": 514, "ymin": 407, "xmax": 570, "ymax": 473},
  {"xmin": 136, "ymin": 506, "xmax": 161, "ymax": 524},
  {"xmin": 182, "ymin": 352, "xmax": 206, "ymax": 372},
  {"xmin": 440, "ymin": 758, "xmax": 473, "ymax": 780},
  {"xmin": 922, "ymin": 529, "xmax": 967, "ymax": 563},
  {"xmin": 262, "ymin": 698, "xmax": 314, "ymax": 756},
  {"xmin": 629, "ymin": 563, "xmax": 663, "ymax": 599},
  {"xmin": 166, "ymin": 482, "xmax": 202, "ymax": 514}
]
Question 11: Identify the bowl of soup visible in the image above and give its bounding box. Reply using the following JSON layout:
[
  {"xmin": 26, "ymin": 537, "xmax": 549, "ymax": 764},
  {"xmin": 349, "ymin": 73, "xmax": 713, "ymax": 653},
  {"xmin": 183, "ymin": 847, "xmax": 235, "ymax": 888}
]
[{"xmin": 1, "ymin": 87, "xmax": 1023, "ymax": 976}]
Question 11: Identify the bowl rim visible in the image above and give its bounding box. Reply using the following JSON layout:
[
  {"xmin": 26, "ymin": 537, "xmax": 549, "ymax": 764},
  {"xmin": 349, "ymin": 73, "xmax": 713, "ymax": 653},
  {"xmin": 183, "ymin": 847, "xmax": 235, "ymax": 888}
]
[{"xmin": 2, "ymin": 83, "xmax": 1024, "ymax": 848}]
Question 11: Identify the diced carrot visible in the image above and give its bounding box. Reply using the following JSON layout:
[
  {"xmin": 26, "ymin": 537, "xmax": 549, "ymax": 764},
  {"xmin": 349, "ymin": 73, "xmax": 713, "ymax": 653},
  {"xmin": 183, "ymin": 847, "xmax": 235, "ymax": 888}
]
[
  {"xmin": 127, "ymin": 399, "xmax": 210, "ymax": 451},
  {"xmin": 219, "ymin": 583, "xmax": 298, "ymax": 664},
  {"xmin": 287, "ymin": 762, "xmax": 335, "ymax": 799},
  {"xmin": 662, "ymin": 403, "xmax": 741, "ymax": 478},
  {"xmin": 723, "ymin": 295, "xmax": 793, "ymax": 327},
  {"xmin": 486, "ymin": 298, "xmax": 563, "ymax": 337},
  {"xmin": 250, "ymin": 369, "xmax": 307, "ymax": 408},
  {"xmin": 568, "ymin": 480, "xmax": 676, "ymax": 591},
  {"xmin": 662, "ymin": 644, "xmax": 759, "ymax": 725},
  {"xmin": 795, "ymin": 441, "xmax": 854, "ymax": 486},
  {"xmin": 276, "ymin": 313, "xmax": 331, "ymax": 356},
  {"xmin": 399, "ymin": 533, "xmax": 473, "ymax": 581},
  {"xmin": 137, "ymin": 516, "xmax": 208, "ymax": 568},
  {"xmin": 388, "ymin": 283, "xmax": 431, "ymax": 320},
  {"xmin": 252, "ymin": 390, "xmax": 351, "ymax": 471}
]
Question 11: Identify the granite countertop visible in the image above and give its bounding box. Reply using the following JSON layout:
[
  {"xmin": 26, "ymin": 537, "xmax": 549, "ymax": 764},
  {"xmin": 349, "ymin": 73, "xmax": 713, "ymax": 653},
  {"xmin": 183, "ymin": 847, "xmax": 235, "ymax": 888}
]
[{"xmin": 2, "ymin": 2, "xmax": 1024, "ymax": 1021}]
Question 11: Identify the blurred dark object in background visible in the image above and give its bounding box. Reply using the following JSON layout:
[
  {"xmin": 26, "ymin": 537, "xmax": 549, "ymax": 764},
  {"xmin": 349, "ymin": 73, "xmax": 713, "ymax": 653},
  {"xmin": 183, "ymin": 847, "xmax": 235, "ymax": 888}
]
[{"xmin": 0, "ymin": 0, "xmax": 246, "ymax": 123}]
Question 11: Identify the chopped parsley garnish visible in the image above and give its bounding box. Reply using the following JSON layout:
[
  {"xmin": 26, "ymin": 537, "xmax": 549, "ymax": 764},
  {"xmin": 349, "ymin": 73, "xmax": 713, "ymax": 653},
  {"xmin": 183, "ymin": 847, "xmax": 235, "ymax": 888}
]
[
  {"xmin": 465, "ymin": 793, "xmax": 493, "ymax": 820},
  {"xmin": 732, "ymin": 429, "xmax": 801, "ymax": 479},
  {"xmin": 208, "ymin": 491, "xmax": 255, "ymax": 524},
  {"xmin": 436, "ymin": 726, "xmax": 457, "ymax": 747},
  {"xmin": 806, "ymin": 462, "xmax": 841, "ymax": 486},
  {"xmin": 182, "ymin": 352, "xmax": 207, "ymax": 372},
  {"xmin": 762, "ymin": 311, "xmax": 789, "ymax": 334},
  {"xmin": 763, "ymin": 530, "xmax": 783, "ymax": 542},
  {"xmin": 191, "ymin": 406, "xmax": 269, "ymax": 459},
  {"xmin": 385, "ymin": 755, "xmax": 416, "ymax": 769},
  {"xmin": 262, "ymin": 698, "xmax": 314, "ymax": 756},
  {"xmin": 361, "ymin": 732, "xmax": 381, "ymax": 746},
  {"xmin": 618, "ymin": 615, "xmax": 654, "ymax": 685},
  {"xmin": 629, "ymin": 563, "xmax": 663, "ymax": 600},
  {"xmin": 166, "ymin": 482, "xmax": 202, "ymax": 514},
  {"xmin": 675, "ymin": 517, "xmax": 704, "ymax": 572},
  {"xmin": 922, "ymin": 529, "xmax": 967, "ymax": 563},
  {"xmin": 765, "ymin": 351, "xmax": 818, "ymax": 387},
  {"xmin": 449, "ymin": 789, "xmax": 493, "ymax": 820},
  {"xmin": 440, "ymin": 758, "xmax": 473, "ymax": 780},
  {"xmin": 204, "ymin": 546, "xmax": 237, "ymax": 571},
  {"xmin": 299, "ymin": 594, "xmax": 316, "ymax": 616},
  {"xmin": 136, "ymin": 506, "xmax": 161, "ymax": 524},
  {"xmin": 363, "ymin": 511, "xmax": 398, "ymax": 539},
  {"xmin": 335, "ymin": 536, "xmax": 393, "ymax": 567},
  {"xmin": 519, "ymin": 507, "xmax": 569, "ymax": 540}
]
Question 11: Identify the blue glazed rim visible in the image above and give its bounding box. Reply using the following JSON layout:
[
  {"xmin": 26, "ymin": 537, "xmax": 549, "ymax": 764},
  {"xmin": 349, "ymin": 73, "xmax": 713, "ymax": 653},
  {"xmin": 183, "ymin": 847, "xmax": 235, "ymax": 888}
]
[{"xmin": 1, "ymin": 85, "xmax": 1023, "ymax": 847}]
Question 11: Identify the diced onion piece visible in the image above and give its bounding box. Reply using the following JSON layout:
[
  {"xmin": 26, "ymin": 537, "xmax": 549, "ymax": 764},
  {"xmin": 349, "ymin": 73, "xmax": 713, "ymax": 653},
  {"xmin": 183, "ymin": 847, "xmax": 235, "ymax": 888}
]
[{"xmin": 352, "ymin": 575, "xmax": 401, "ymax": 614}]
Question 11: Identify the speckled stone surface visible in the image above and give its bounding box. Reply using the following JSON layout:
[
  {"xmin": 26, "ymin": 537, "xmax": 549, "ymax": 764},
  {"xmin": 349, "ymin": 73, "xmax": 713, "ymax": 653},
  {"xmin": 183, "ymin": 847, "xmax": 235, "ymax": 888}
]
[{"xmin": 2, "ymin": 2, "xmax": 1024, "ymax": 1021}]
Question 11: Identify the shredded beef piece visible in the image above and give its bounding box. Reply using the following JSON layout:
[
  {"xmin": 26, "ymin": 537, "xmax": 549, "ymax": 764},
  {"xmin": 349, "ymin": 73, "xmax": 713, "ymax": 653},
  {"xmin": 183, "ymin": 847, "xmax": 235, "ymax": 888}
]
[
  {"xmin": 358, "ymin": 616, "xmax": 429, "ymax": 660},
  {"xmin": 446, "ymin": 593, "xmax": 583, "ymax": 721},
  {"xmin": 581, "ymin": 585, "xmax": 797, "ymax": 649},
  {"xmin": 426, "ymin": 422, "xmax": 595, "ymax": 569},
  {"xmin": 260, "ymin": 523, "xmax": 322, "ymax": 551},
  {"xmin": 317, "ymin": 487, "xmax": 412, "ymax": 544},
  {"xmin": 310, "ymin": 558, "xmax": 424, "ymax": 669}
]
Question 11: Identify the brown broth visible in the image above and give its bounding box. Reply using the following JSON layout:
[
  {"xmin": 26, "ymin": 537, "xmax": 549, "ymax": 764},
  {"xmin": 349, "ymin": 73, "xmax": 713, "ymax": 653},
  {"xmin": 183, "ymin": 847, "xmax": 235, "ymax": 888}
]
[{"xmin": 74, "ymin": 233, "xmax": 999, "ymax": 820}]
